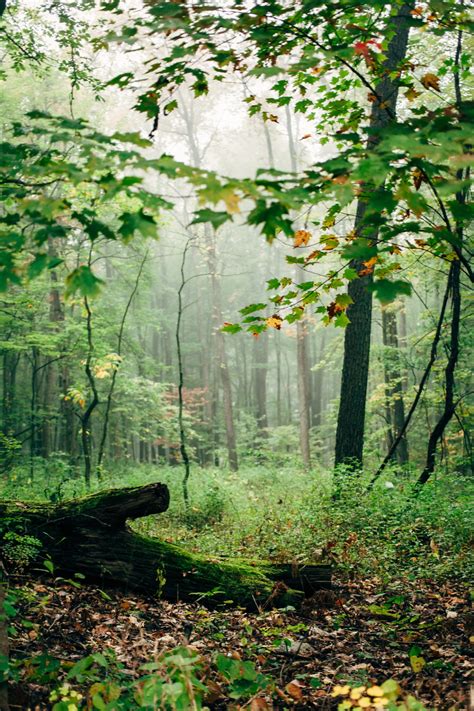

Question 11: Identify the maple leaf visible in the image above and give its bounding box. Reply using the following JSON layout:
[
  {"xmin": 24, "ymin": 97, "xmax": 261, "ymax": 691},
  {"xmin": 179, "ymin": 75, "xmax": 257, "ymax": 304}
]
[
  {"xmin": 327, "ymin": 301, "xmax": 345, "ymax": 319},
  {"xmin": 412, "ymin": 168, "xmax": 425, "ymax": 190},
  {"xmin": 421, "ymin": 73, "xmax": 440, "ymax": 91},
  {"xmin": 322, "ymin": 214, "xmax": 336, "ymax": 228},
  {"xmin": 322, "ymin": 235, "xmax": 339, "ymax": 250},
  {"xmin": 354, "ymin": 41, "xmax": 371, "ymax": 58},
  {"xmin": 405, "ymin": 87, "xmax": 421, "ymax": 101},
  {"xmin": 221, "ymin": 188, "xmax": 240, "ymax": 214},
  {"xmin": 266, "ymin": 315, "xmax": 282, "ymax": 329},
  {"xmin": 305, "ymin": 249, "xmax": 324, "ymax": 262},
  {"xmin": 358, "ymin": 256, "xmax": 378, "ymax": 276},
  {"xmin": 389, "ymin": 245, "xmax": 402, "ymax": 255},
  {"xmin": 293, "ymin": 229, "xmax": 311, "ymax": 247}
]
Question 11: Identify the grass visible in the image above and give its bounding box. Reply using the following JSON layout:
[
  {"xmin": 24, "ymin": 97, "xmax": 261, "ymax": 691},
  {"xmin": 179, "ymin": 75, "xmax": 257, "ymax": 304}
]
[{"xmin": 1, "ymin": 457, "xmax": 473, "ymax": 583}]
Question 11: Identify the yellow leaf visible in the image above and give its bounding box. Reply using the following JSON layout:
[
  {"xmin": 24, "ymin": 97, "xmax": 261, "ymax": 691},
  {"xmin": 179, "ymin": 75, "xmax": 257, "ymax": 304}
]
[
  {"xmin": 222, "ymin": 189, "xmax": 240, "ymax": 214},
  {"xmin": 421, "ymin": 73, "xmax": 440, "ymax": 91},
  {"xmin": 367, "ymin": 686, "xmax": 384, "ymax": 697},
  {"xmin": 293, "ymin": 229, "xmax": 311, "ymax": 247},
  {"xmin": 350, "ymin": 686, "xmax": 367, "ymax": 700},
  {"xmin": 410, "ymin": 655, "xmax": 426, "ymax": 673},
  {"xmin": 332, "ymin": 685, "xmax": 350, "ymax": 697},
  {"xmin": 266, "ymin": 315, "xmax": 283, "ymax": 330},
  {"xmin": 405, "ymin": 87, "xmax": 421, "ymax": 101},
  {"xmin": 358, "ymin": 697, "xmax": 372, "ymax": 708},
  {"xmin": 322, "ymin": 235, "xmax": 339, "ymax": 250},
  {"xmin": 323, "ymin": 215, "xmax": 336, "ymax": 228}
]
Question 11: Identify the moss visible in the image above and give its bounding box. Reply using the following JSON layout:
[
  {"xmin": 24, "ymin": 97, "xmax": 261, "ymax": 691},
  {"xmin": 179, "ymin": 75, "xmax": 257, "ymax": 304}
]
[{"xmin": 0, "ymin": 485, "xmax": 329, "ymax": 608}]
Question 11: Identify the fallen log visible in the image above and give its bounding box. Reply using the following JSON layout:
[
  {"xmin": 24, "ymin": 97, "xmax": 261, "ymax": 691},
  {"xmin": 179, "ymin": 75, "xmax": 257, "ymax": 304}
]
[{"xmin": 0, "ymin": 483, "xmax": 331, "ymax": 608}]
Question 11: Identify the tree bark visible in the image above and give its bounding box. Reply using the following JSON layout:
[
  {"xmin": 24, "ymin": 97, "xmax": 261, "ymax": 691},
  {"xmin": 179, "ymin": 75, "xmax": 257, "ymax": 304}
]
[
  {"xmin": 335, "ymin": 3, "xmax": 413, "ymax": 467},
  {"xmin": 0, "ymin": 484, "xmax": 331, "ymax": 608},
  {"xmin": 297, "ymin": 319, "xmax": 311, "ymax": 469},
  {"xmin": 381, "ymin": 305, "xmax": 409, "ymax": 465},
  {"xmin": 254, "ymin": 332, "xmax": 269, "ymax": 439},
  {"xmin": 0, "ymin": 563, "xmax": 8, "ymax": 711}
]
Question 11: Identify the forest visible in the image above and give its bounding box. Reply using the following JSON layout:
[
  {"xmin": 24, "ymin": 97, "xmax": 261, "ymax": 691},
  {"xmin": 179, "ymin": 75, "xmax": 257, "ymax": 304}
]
[{"xmin": 0, "ymin": 0, "xmax": 472, "ymax": 709}]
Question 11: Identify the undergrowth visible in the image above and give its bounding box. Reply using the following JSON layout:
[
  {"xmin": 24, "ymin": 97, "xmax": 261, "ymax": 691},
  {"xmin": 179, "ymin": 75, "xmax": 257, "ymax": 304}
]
[{"xmin": 1, "ymin": 460, "xmax": 472, "ymax": 583}]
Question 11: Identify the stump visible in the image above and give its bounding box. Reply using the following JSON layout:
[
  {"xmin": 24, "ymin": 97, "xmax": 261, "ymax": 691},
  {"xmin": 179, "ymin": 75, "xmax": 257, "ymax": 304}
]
[{"xmin": 0, "ymin": 483, "xmax": 331, "ymax": 608}]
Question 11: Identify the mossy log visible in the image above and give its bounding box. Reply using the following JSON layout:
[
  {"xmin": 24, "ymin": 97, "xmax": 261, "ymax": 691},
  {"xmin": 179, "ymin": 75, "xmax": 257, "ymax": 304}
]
[{"xmin": 0, "ymin": 483, "xmax": 330, "ymax": 608}]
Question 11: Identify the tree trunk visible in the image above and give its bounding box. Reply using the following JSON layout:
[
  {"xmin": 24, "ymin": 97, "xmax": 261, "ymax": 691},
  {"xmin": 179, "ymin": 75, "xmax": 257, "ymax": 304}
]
[
  {"xmin": 0, "ymin": 484, "xmax": 331, "ymax": 608},
  {"xmin": 254, "ymin": 332, "xmax": 269, "ymax": 439},
  {"xmin": 381, "ymin": 305, "xmax": 409, "ymax": 465},
  {"xmin": 311, "ymin": 331, "xmax": 325, "ymax": 429},
  {"xmin": 0, "ymin": 563, "xmax": 8, "ymax": 711},
  {"xmin": 297, "ymin": 319, "xmax": 311, "ymax": 469},
  {"xmin": 208, "ymin": 232, "xmax": 238, "ymax": 471},
  {"xmin": 335, "ymin": 3, "xmax": 413, "ymax": 467},
  {"xmin": 40, "ymin": 240, "xmax": 64, "ymax": 458},
  {"xmin": 181, "ymin": 99, "xmax": 239, "ymax": 471}
]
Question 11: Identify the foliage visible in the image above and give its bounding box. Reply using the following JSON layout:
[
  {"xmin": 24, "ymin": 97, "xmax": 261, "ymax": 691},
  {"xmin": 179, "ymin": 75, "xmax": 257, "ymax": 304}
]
[
  {"xmin": 99, "ymin": 0, "xmax": 473, "ymax": 329},
  {"xmin": 2, "ymin": 462, "xmax": 472, "ymax": 582},
  {"xmin": 0, "ymin": 112, "xmax": 167, "ymax": 295},
  {"xmin": 333, "ymin": 678, "xmax": 428, "ymax": 710},
  {"xmin": 0, "ymin": 531, "xmax": 42, "ymax": 570}
]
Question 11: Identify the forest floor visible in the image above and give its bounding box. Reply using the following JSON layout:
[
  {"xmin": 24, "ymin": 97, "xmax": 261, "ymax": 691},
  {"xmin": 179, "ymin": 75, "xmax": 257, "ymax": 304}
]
[{"xmin": 9, "ymin": 571, "xmax": 472, "ymax": 710}]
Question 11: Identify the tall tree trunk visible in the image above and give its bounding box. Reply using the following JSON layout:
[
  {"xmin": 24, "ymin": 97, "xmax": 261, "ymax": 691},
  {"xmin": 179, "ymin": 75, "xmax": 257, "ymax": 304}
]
[
  {"xmin": 213, "ymin": 272, "xmax": 239, "ymax": 471},
  {"xmin": 0, "ymin": 563, "xmax": 8, "ymax": 711},
  {"xmin": 311, "ymin": 331, "xmax": 325, "ymax": 429},
  {"xmin": 81, "ymin": 297, "xmax": 99, "ymax": 488},
  {"xmin": 285, "ymin": 104, "xmax": 312, "ymax": 466},
  {"xmin": 417, "ymin": 25, "xmax": 466, "ymax": 487},
  {"xmin": 335, "ymin": 3, "xmax": 413, "ymax": 467},
  {"xmin": 381, "ymin": 305, "xmax": 409, "ymax": 465},
  {"xmin": 181, "ymin": 100, "xmax": 238, "ymax": 471},
  {"xmin": 275, "ymin": 335, "xmax": 282, "ymax": 426},
  {"xmin": 297, "ymin": 318, "xmax": 312, "ymax": 469},
  {"xmin": 176, "ymin": 239, "xmax": 192, "ymax": 504},
  {"xmin": 254, "ymin": 331, "xmax": 269, "ymax": 439}
]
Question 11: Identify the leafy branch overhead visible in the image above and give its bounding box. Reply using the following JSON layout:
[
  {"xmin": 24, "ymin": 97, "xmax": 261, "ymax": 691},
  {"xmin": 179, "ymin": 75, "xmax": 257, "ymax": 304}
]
[{"xmin": 106, "ymin": 0, "xmax": 470, "ymax": 323}]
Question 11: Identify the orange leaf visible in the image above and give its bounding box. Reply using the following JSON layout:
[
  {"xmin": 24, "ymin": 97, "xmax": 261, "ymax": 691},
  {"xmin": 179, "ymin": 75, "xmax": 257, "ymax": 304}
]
[
  {"xmin": 421, "ymin": 73, "xmax": 440, "ymax": 91},
  {"xmin": 358, "ymin": 256, "xmax": 378, "ymax": 276},
  {"xmin": 412, "ymin": 168, "xmax": 425, "ymax": 190},
  {"xmin": 293, "ymin": 229, "xmax": 311, "ymax": 247},
  {"xmin": 286, "ymin": 680, "xmax": 304, "ymax": 700},
  {"xmin": 266, "ymin": 315, "xmax": 283, "ymax": 330}
]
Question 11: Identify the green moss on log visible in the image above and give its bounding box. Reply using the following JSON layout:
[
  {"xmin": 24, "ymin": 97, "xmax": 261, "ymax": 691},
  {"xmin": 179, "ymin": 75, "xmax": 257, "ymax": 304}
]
[{"xmin": 0, "ymin": 483, "xmax": 330, "ymax": 608}]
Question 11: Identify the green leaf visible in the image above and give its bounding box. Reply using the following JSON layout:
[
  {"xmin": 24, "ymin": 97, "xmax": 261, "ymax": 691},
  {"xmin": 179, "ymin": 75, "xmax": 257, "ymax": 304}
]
[
  {"xmin": 191, "ymin": 209, "xmax": 232, "ymax": 230},
  {"xmin": 334, "ymin": 312, "xmax": 350, "ymax": 328},
  {"xmin": 222, "ymin": 323, "xmax": 242, "ymax": 334},
  {"xmin": 267, "ymin": 278, "xmax": 280, "ymax": 289},
  {"xmin": 335, "ymin": 293, "xmax": 353, "ymax": 308},
  {"xmin": 65, "ymin": 266, "xmax": 103, "ymax": 298},
  {"xmin": 43, "ymin": 560, "xmax": 54, "ymax": 574},
  {"xmin": 119, "ymin": 210, "xmax": 157, "ymax": 241},
  {"xmin": 27, "ymin": 253, "xmax": 48, "ymax": 279},
  {"xmin": 369, "ymin": 279, "xmax": 412, "ymax": 303},
  {"xmin": 239, "ymin": 303, "xmax": 266, "ymax": 316}
]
